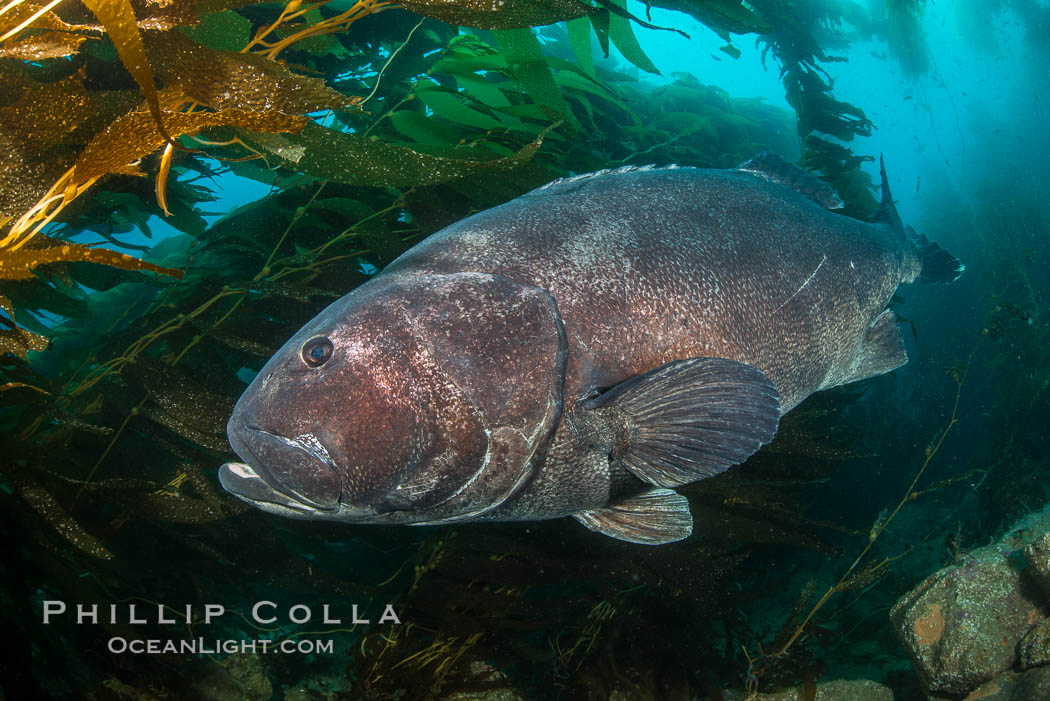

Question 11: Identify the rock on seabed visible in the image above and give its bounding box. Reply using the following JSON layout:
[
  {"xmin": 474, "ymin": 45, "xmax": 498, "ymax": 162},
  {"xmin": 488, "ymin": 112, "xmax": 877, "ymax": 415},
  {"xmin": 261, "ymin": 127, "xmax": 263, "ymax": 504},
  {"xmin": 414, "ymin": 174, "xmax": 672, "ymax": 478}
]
[
  {"xmin": 721, "ymin": 679, "xmax": 894, "ymax": 700},
  {"xmin": 891, "ymin": 505, "xmax": 1050, "ymax": 697}
]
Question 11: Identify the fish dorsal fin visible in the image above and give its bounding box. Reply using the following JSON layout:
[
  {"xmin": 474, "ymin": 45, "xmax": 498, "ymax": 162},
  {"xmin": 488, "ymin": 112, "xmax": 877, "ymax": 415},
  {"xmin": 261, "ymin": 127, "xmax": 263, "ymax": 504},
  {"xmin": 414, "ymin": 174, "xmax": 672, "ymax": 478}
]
[
  {"xmin": 583, "ymin": 357, "xmax": 781, "ymax": 488},
  {"xmin": 534, "ymin": 164, "xmax": 680, "ymax": 191},
  {"xmin": 838, "ymin": 309, "xmax": 908, "ymax": 385},
  {"xmin": 874, "ymin": 154, "xmax": 904, "ymax": 230},
  {"xmin": 573, "ymin": 488, "xmax": 692, "ymax": 545},
  {"xmin": 736, "ymin": 152, "xmax": 843, "ymax": 210}
]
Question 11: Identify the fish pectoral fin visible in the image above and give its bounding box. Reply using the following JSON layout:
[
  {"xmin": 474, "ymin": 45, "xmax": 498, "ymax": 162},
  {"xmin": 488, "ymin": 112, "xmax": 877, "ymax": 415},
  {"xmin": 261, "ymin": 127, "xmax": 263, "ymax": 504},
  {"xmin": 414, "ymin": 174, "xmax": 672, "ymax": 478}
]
[
  {"xmin": 839, "ymin": 309, "xmax": 908, "ymax": 386},
  {"xmin": 572, "ymin": 488, "xmax": 692, "ymax": 545},
  {"xmin": 583, "ymin": 357, "xmax": 781, "ymax": 488}
]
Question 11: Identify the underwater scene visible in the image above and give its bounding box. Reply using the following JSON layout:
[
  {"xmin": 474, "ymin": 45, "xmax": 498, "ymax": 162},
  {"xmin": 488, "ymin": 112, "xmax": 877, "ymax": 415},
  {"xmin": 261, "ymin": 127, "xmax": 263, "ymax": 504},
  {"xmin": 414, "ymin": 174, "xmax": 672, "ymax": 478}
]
[{"xmin": 2, "ymin": 0, "xmax": 1050, "ymax": 698}]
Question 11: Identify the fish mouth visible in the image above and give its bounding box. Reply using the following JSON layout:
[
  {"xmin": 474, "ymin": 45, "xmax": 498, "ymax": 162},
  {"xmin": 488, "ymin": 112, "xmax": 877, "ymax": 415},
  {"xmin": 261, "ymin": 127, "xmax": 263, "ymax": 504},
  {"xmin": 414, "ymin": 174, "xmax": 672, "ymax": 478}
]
[
  {"xmin": 220, "ymin": 424, "xmax": 342, "ymax": 515},
  {"xmin": 218, "ymin": 461, "xmax": 329, "ymax": 517}
]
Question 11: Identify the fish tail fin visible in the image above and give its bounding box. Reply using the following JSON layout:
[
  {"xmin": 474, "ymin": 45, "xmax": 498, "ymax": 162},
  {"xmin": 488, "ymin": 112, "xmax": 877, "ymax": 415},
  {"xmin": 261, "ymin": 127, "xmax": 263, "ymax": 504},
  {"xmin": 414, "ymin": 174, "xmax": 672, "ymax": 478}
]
[
  {"xmin": 876, "ymin": 154, "xmax": 964, "ymax": 284},
  {"xmin": 911, "ymin": 228, "xmax": 965, "ymax": 283}
]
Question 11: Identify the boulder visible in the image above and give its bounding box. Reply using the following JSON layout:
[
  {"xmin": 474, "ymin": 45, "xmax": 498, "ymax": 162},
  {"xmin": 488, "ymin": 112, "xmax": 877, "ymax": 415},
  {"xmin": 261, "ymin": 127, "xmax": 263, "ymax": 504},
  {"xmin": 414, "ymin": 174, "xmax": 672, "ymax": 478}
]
[
  {"xmin": 722, "ymin": 679, "xmax": 893, "ymax": 701},
  {"xmin": 890, "ymin": 516, "xmax": 1050, "ymax": 696},
  {"xmin": 1019, "ymin": 617, "xmax": 1050, "ymax": 670},
  {"xmin": 957, "ymin": 666, "xmax": 1050, "ymax": 701},
  {"xmin": 1012, "ymin": 664, "xmax": 1050, "ymax": 700},
  {"xmin": 1025, "ymin": 532, "xmax": 1050, "ymax": 600}
]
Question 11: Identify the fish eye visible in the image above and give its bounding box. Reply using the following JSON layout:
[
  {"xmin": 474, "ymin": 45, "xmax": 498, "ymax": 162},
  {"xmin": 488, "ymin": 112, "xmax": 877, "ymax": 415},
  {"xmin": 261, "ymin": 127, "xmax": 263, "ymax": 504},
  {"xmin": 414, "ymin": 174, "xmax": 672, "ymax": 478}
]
[{"xmin": 301, "ymin": 337, "xmax": 334, "ymax": 368}]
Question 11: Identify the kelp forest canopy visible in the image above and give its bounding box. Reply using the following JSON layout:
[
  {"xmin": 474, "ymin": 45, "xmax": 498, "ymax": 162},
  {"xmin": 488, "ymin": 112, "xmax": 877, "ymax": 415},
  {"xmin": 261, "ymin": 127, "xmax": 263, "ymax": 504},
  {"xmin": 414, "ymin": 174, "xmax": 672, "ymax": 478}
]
[{"xmin": 3, "ymin": 0, "xmax": 1050, "ymax": 698}]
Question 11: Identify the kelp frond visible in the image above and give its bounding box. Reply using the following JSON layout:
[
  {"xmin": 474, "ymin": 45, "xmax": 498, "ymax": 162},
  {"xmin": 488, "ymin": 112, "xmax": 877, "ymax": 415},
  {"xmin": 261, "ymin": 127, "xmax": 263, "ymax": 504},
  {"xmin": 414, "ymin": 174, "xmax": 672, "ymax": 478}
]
[{"xmin": 0, "ymin": 0, "xmax": 392, "ymax": 280}]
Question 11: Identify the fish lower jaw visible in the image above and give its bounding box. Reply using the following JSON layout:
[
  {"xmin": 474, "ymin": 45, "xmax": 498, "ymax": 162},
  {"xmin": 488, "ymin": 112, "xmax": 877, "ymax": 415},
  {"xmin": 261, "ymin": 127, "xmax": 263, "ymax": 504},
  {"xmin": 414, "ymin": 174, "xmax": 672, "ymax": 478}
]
[
  {"xmin": 218, "ymin": 462, "xmax": 399, "ymax": 523},
  {"xmin": 218, "ymin": 461, "xmax": 336, "ymax": 518}
]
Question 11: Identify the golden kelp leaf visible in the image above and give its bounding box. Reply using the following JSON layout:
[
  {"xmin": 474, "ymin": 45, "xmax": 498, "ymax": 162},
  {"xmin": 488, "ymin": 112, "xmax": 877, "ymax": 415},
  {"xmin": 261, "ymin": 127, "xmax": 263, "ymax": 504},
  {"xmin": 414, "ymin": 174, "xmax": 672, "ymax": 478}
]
[
  {"xmin": 0, "ymin": 328, "xmax": 48, "ymax": 357},
  {"xmin": 0, "ymin": 0, "xmax": 265, "ymax": 36},
  {"xmin": 244, "ymin": 122, "xmax": 553, "ymax": 187},
  {"xmin": 401, "ymin": 0, "xmax": 593, "ymax": 29},
  {"xmin": 72, "ymin": 108, "xmax": 308, "ymax": 186},
  {"xmin": 147, "ymin": 32, "xmax": 358, "ymax": 113},
  {"xmin": 0, "ymin": 31, "xmax": 88, "ymax": 60},
  {"xmin": 81, "ymin": 0, "xmax": 170, "ymax": 143},
  {"xmin": 0, "ymin": 381, "xmax": 51, "ymax": 394},
  {"xmin": 8, "ymin": 472, "xmax": 114, "ymax": 560},
  {"xmin": 0, "ymin": 235, "xmax": 183, "ymax": 280}
]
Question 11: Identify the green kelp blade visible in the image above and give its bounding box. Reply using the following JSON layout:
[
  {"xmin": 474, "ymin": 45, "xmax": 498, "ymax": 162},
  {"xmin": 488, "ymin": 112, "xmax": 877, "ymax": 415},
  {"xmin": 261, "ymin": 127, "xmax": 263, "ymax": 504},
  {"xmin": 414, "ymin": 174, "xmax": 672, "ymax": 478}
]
[
  {"xmin": 550, "ymin": 63, "xmax": 620, "ymax": 102},
  {"xmin": 607, "ymin": 0, "xmax": 660, "ymax": 75},
  {"xmin": 566, "ymin": 16, "xmax": 595, "ymax": 76},
  {"xmin": 414, "ymin": 79, "xmax": 505, "ymax": 130},
  {"xmin": 431, "ymin": 43, "xmax": 508, "ymax": 74},
  {"xmin": 591, "ymin": 6, "xmax": 610, "ymax": 56},
  {"xmin": 242, "ymin": 123, "xmax": 555, "ymax": 187},
  {"xmin": 454, "ymin": 73, "xmax": 513, "ymax": 109},
  {"xmin": 178, "ymin": 9, "xmax": 251, "ymax": 52},
  {"xmin": 492, "ymin": 27, "xmax": 580, "ymax": 132},
  {"xmin": 390, "ymin": 110, "xmax": 465, "ymax": 147}
]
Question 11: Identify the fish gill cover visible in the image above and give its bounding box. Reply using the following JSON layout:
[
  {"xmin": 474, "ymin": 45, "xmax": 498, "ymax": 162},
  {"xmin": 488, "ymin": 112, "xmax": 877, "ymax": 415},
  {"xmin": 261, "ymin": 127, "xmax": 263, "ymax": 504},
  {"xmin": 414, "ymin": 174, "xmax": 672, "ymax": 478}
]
[{"xmin": 0, "ymin": 0, "xmax": 1048, "ymax": 698}]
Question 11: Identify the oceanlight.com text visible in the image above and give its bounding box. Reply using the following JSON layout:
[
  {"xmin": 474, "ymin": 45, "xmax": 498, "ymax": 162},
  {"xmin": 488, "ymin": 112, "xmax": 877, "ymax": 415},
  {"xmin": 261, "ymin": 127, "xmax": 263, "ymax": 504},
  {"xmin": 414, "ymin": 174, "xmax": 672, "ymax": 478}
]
[{"xmin": 107, "ymin": 637, "xmax": 336, "ymax": 655}]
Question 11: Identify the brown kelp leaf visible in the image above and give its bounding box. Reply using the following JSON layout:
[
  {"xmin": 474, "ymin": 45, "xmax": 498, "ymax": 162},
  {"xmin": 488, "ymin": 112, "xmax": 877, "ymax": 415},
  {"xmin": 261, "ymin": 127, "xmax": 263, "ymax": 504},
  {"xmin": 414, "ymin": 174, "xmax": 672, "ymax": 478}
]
[
  {"xmin": 0, "ymin": 68, "xmax": 138, "ymax": 219},
  {"xmin": 2, "ymin": 291, "xmax": 16, "ymax": 317},
  {"xmin": 181, "ymin": 461, "xmax": 226, "ymax": 514},
  {"xmin": 139, "ymin": 405, "xmax": 229, "ymax": 450},
  {"xmin": 401, "ymin": 0, "xmax": 594, "ymax": 29},
  {"xmin": 0, "ymin": 292, "xmax": 49, "ymax": 355},
  {"xmin": 146, "ymin": 32, "xmax": 358, "ymax": 113},
  {"xmin": 8, "ymin": 472, "xmax": 113, "ymax": 560},
  {"xmin": 0, "ymin": 235, "xmax": 183, "ymax": 281},
  {"xmin": 131, "ymin": 0, "xmax": 204, "ymax": 31},
  {"xmin": 648, "ymin": 0, "xmax": 770, "ymax": 39},
  {"xmin": 0, "ymin": 32, "xmax": 88, "ymax": 60},
  {"xmin": 244, "ymin": 122, "xmax": 553, "ymax": 187},
  {"xmin": 124, "ymin": 356, "xmax": 234, "ymax": 452},
  {"xmin": 137, "ymin": 492, "xmax": 228, "ymax": 523},
  {"xmin": 107, "ymin": 0, "xmax": 290, "ymax": 32},
  {"xmin": 0, "ymin": 0, "xmax": 97, "ymax": 38},
  {"xmin": 81, "ymin": 0, "xmax": 170, "ymax": 142},
  {"xmin": 72, "ymin": 108, "xmax": 307, "ymax": 186},
  {"xmin": 184, "ymin": 317, "xmax": 276, "ymax": 356}
]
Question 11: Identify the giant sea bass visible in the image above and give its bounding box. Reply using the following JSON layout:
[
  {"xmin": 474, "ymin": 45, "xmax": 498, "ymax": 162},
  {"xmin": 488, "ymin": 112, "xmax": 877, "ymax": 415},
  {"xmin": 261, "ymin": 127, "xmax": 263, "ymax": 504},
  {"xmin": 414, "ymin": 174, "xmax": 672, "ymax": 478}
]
[{"xmin": 218, "ymin": 154, "xmax": 963, "ymax": 545}]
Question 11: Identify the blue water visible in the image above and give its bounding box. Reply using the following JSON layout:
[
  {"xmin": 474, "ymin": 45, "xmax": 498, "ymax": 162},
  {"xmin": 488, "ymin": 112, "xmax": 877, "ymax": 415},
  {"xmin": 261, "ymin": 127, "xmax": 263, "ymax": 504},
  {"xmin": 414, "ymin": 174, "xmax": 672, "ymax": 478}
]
[{"xmin": 127, "ymin": 1, "xmax": 1041, "ymax": 259}]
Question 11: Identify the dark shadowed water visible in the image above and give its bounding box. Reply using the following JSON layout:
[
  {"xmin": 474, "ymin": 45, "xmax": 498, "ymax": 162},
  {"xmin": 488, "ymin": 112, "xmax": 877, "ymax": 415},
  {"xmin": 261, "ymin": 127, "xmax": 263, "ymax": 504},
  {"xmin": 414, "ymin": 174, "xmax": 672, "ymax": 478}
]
[{"xmin": 2, "ymin": 1, "xmax": 1048, "ymax": 699}]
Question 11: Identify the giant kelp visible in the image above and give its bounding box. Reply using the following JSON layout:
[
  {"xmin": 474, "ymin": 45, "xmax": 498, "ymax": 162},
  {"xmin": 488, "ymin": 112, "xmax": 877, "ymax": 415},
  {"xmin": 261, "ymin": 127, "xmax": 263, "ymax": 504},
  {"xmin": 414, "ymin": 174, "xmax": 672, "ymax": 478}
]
[{"xmin": 0, "ymin": 1, "xmax": 1020, "ymax": 698}]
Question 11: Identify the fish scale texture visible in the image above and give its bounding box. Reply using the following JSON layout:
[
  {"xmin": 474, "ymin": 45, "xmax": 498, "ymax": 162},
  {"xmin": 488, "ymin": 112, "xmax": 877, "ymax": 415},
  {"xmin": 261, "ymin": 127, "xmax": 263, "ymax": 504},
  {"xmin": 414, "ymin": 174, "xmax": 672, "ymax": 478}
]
[{"xmin": 385, "ymin": 166, "xmax": 915, "ymax": 413}]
